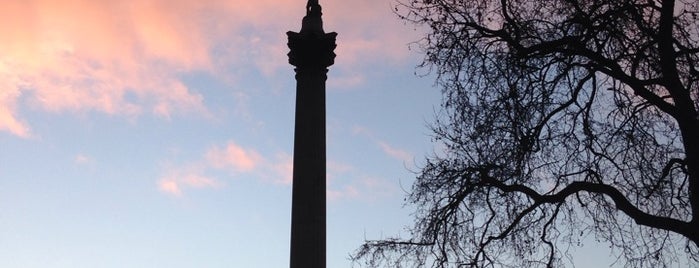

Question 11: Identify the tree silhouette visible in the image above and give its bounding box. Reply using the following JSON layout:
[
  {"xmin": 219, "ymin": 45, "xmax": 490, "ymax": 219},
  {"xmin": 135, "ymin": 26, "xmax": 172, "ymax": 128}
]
[{"xmin": 354, "ymin": 0, "xmax": 699, "ymax": 267}]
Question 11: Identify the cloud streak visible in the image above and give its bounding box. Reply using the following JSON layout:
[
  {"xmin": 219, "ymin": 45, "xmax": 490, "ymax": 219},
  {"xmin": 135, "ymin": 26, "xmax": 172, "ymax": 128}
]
[
  {"xmin": 157, "ymin": 140, "xmax": 398, "ymax": 201},
  {"xmin": 157, "ymin": 164, "xmax": 223, "ymax": 197},
  {"xmin": 205, "ymin": 142, "xmax": 263, "ymax": 172},
  {"xmin": 378, "ymin": 141, "xmax": 413, "ymax": 164},
  {"xmin": 157, "ymin": 141, "xmax": 291, "ymax": 196},
  {"xmin": 353, "ymin": 125, "xmax": 415, "ymax": 164},
  {"xmin": 0, "ymin": 86, "xmax": 29, "ymax": 137},
  {"xmin": 74, "ymin": 154, "xmax": 92, "ymax": 165},
  {"xmin": 327, "ymin": 173, "xmax": 398, "ymax": 202}
]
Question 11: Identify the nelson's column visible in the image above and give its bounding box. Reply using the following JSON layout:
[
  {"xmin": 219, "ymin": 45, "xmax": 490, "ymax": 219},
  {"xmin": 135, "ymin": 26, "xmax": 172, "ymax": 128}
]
[{"xmin": 286, "ymin": 0, "xmax": 336, "ymax": 267}]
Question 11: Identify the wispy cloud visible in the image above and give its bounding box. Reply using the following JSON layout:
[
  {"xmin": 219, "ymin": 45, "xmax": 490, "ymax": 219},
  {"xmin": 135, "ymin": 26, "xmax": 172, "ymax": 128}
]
[
  {"xmin": 327, "ymin": 185, "xmax": 360, "ymax": 201},
  {"xmin": 74, "ymin": 154, "xmax": 92, "ymax": 165},
  {"xmin": 269, "ymin": 153, "xmax": 294, "ymax": 185},
  {"xmin": 157, "ymin": 164, "xmax": 222, "ymax": 197},
  {"xmin": 352, "ymin": 125, "xmax": 415, "ymax": 164},
  {"xmin": 157, "ymin": 140, "xmax": 399, "ymax": 200},
  {"xmin": 327, "ymin": 172, "xmax": 398, "ymax": 202},
  {"xmin": 0, "ymin": 86, "xmax": 30, "ymax": 137},
  {"xmin": 378, "ymin": 142, "xmax": 413, "ymax": 164},
  {"xmin": 158, "ymin": 179, "xmax": 183, "ymax": 196},
  {"xmin": 205, "ymin": 142, "xmax": 263, "ymax": 172},
  {"xmin": 204, "ymin": 142, "xmax": 292, "ymax": 185},
  {"xmin": 326, "ymin": 158, "xmax": 400, "ymax": 202},
  {"xmin": 157, "ymin": 140, "xmax": 291, "ymax": 197}
]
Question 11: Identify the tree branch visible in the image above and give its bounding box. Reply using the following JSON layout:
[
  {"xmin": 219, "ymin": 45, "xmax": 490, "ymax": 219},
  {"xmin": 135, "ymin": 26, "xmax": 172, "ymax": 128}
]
[{"xmin": 481, "ymin": 175, "xmax": 696, "ymax": 241}]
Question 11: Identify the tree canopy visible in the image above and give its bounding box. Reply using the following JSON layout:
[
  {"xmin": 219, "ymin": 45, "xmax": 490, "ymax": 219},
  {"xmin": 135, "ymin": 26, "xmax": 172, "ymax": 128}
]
[{"xmin": 354, "ymin": 0, "xmax": 699, "ymax": 267}]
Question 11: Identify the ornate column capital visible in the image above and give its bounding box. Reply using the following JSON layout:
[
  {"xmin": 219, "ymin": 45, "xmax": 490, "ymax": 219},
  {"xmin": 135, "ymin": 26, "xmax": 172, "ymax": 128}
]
[
  {"xmin": 287, "ymin": 0, "xmax": 336, "ymax": 70},
  {"xmin": 287, "ymin": 31, "xmax": 337, "ymax": 70}
]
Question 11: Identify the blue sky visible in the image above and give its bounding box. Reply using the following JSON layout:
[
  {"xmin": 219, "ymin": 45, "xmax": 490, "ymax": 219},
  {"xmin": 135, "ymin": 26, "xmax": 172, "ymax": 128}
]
[
  {"xmin": 0, "ymin": 1, "xmax": 442, "ymax": 267},
  {"xmin": 0, "ymin": 0, "xmax": 632, "ymax": 267}
]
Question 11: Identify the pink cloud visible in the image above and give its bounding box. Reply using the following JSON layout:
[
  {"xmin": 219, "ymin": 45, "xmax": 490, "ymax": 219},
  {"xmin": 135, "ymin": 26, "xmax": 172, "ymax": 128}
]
[
  {"xmin": 327, "ymin": 172, "xmax": 397, "ymax": 202},
  {"xmin": 357, "ymin": 176, "xmax": 397, "ymax": 200},
  {"xmin": 270, "ymin": 153, "xmax": 294, "ymax": 185},
  {"xmin": 1, "ymin": 0, "xmax": 216, "ymax": 137},
  {"xmin": 326, "ymin": 158, "xmax": 399, "ymax": 202},
  {"xmin": 157, "ymin": 140, "xmax": 293, "ymax": 196},
  {"xmin": 378, "ymin": 141, "xmax": 413, "ymax": 163},
  {"xmin": 157, "ymin": 140, "xmax": 399, "ymax": 201},
  {"xmin": 353, "ymin": 125, "xmax": 414, "ymax": 163},
  {"xmin": 328, "ymin": 161, "xmax": 354, "ymax": 175},
  {"xmin": 182, "ymin": 175, "xmax": 220, "ymax": 189},
  {"xmin": 205, "ymin": 142, "xmax": 263, "ymax": 172},
  {"xmin": 259, "ymin": 155, "xmax": 394, "ymax": 202},
  {"xmin": 0, "ymin": 86, "xmax": 30, "ymax": 138},
  {"xmin": 0, "ymin": 0, "xmax": 420, "ymax": 137},
  {"xmin": 352, "ymin": 125, "xmax": 372, "ymax": 136},
  {"xmin": 328, "ymin": 185, "xmax": 360, "ymax": 201},
  {"xmin": 74, "ymin": 154, "xmax": 91, "ymax": 165},
  {"xmin": 158, "ymin": 179, "xmax": 183, "ymax": 197},
  {"xmin": 157, "ymin": 165, "xmax": 221, "ymax": 197},
  {"xmin": 328, "ymin": 73, "xmax": 366, "ymax": 89}
]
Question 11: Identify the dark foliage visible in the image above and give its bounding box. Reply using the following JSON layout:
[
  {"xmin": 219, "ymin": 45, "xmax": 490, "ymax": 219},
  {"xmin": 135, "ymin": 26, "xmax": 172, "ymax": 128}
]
[{"xmin": 354, "ymin": 0, "xmax": 699, "ymax": 267}]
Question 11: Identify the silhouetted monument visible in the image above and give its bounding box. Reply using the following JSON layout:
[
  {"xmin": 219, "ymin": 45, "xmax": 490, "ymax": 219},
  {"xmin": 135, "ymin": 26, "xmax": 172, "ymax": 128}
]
[{"xmin": 287, "ymin": 0, "xmax": 336, "ymax": 268}]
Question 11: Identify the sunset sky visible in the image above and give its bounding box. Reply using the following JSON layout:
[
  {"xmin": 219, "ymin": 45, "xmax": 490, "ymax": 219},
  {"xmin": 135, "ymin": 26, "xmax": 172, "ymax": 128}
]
[{"xmin": 1, "ymin": 1, "xmax": 617, "ymax": 267}]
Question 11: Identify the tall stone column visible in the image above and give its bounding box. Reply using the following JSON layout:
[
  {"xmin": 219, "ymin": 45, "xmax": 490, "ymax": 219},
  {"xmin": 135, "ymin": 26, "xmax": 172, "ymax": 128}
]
[{"xmin": 287, "ymin": 1, "xmax": 336, "ymax": 268}]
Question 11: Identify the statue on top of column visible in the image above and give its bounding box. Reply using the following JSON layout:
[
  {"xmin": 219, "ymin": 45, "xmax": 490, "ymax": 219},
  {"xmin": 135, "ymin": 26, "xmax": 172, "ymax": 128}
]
[
  {"xmin": 301, "ymin": 0, "xmax": 324, "ymax": 35},
  {"xmin": 306, "ymin": 0, "xmax": 319, "ymax": 14}
]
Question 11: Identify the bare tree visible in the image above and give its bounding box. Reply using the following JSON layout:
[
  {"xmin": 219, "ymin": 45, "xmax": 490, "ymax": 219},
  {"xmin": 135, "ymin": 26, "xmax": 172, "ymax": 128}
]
[{"xmin": 353, "ymin": 0, "xmax": 699, "ymax": 267}]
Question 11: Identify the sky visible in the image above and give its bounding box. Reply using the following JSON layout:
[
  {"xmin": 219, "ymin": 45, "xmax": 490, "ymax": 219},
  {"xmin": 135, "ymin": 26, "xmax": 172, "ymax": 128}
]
[
  {"xmin": 0, "ymin": 1, "xmax": 440, "ymax": 267},
  {"xmin": 0, "ymin": 1, "xmax": 627, "ymax": 267}
]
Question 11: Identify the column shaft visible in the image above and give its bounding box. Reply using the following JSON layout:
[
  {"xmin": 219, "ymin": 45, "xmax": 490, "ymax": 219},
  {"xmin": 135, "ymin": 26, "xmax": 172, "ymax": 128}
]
[{"xmin": 289, "ymin": 68, "xmax": 327, "ymax": 268}]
